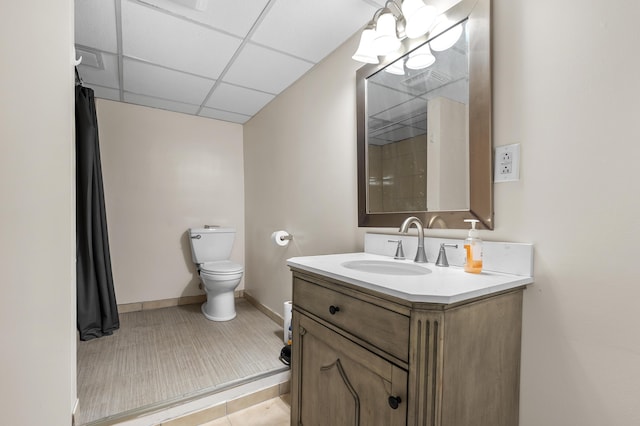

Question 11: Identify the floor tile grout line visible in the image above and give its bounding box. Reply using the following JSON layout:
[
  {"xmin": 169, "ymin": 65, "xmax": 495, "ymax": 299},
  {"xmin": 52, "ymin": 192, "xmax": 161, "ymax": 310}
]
[{"xmin": 77, "ymin": 299, "xmax": 286, "ymax": 425}]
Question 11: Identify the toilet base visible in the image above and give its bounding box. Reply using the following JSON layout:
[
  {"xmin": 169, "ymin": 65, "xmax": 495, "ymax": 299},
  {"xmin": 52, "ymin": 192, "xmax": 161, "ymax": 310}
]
[
  {"xmin": 198, "ymin": 270, "xmax": 242, "ymax": 322},
  {"xmin": 201, "ymin": 288, "xmax": 237, "ymax": 322},
  {"xmin": 201, "ymin": 302, "xmax": 236, "ymax": 321}
]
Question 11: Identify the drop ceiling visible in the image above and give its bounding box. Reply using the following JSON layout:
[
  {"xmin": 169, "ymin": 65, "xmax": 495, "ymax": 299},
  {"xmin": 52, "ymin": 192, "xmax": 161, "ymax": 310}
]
[{"xmin": 75, "ymin": 0, "xmax": 385, "ymax": 124}]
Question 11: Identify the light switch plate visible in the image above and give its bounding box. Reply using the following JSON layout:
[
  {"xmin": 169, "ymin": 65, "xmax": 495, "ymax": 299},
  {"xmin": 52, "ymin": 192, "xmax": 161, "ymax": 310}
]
[{"xmin": 494, "ymin": 143, "xmax": 520, "ymax": 182}]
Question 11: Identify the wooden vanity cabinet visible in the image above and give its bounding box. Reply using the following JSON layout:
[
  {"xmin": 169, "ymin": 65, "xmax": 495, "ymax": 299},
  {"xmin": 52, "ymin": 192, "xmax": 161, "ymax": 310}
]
[{"xmin": 290, "ymin": 269, "xmax": 524, "ymax": 426}]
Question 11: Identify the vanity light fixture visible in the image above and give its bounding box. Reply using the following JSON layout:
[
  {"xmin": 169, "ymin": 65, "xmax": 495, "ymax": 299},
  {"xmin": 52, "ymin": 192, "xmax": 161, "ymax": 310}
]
[
  {"xmin": 352, "ymin": 23, "xmax": 379, "ymax": 64},
  {"xmin": 429, "ymin": 19, "xmax": 463, "ymax": 51},
  {"xmin": 372, "ymin": 8, "xmax": 403, "ymax": 55},
  {"xmin": 401, "ymin": 0, "xmax": 438, "ymax": 39},
  {"xmin": 352, "ymin": 0, "xmax": 440, "ymax": 63},
  {"xmin": 405, "ymin": 43, "xmax": 435, "ymax": 69},
  {"xmin": 384, "ymin": 58, "xmax": 406, "ymax": 75}
]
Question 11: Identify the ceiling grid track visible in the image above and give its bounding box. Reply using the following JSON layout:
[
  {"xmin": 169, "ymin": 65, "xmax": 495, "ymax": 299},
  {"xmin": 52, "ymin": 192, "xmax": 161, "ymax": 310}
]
[
  {"xmin": 132, "ymin": 0, "xmax": 314, "ymax": 64},
  {"xmin": 134, "ymin": 0, "xmax": 243, "ymax": 40},
  {"xmin": 75, "ymin": 0, "xmax": 385, "ymax": 123},
  {"xmin": 195, "ymin": 0, "xmax": 278, "ymax": 116},
  {"xmin": 115, "ymin": 0, "xmax": 125, "ymax": 102}
]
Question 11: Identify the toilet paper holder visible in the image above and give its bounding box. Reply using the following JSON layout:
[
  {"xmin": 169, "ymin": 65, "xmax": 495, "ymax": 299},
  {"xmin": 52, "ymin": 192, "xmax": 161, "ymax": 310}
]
[{"xmin": 271, "ymin": 230, "xmax": 293, "ymax": 247}]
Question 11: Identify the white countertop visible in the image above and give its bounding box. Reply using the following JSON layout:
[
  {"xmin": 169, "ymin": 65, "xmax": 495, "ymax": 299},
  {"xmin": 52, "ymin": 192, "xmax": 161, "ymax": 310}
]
[{"xmin": 287, "ymin": 252, "xmax": 533, "ymax": 304}]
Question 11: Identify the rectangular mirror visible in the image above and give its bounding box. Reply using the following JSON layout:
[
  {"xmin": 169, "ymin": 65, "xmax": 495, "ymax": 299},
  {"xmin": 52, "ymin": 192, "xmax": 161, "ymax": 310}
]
[{"xmin": 357, "ymin": 0, "xmax": 493, "ymax": 229}]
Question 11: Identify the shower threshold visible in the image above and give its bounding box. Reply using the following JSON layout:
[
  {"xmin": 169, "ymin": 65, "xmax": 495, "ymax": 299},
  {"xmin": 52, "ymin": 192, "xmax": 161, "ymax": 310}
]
[{"xmin": 83, "ymin": 367, "xmax": 290, "ymax": 426}]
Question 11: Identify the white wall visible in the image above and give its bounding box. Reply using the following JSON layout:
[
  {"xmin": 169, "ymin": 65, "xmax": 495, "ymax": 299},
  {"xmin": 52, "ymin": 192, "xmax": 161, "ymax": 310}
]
[
  {"xmin": 97, "ymin": 100, "xmax": 245, "ymax": 304},
  {"xmin": 243, "ymin": 0, "xmax": 640, "ymax": 424},
  {"xmin": 0, "ymin": 1, "xmax": 76, "ymax": 425}
]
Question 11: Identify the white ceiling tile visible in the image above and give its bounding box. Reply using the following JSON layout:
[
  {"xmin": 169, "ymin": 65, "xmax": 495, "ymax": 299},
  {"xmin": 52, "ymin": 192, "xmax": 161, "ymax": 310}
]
[
  {"xmin": 205, "ymin": 83, "xmax": 274, "ymax": 116},
  {"xmin": 250, "ymin": 0, "xmax": 378, "ymax": 62},
  {"xmin": 124, "ymin": 92, "xmax": 200, "ymax": 114},
  {"xmin": 75, "ymin": 0, "xmax": 390, "ymax": 122},
  {"xmin": 372, "ymin": 97, "xmax": 427, "ymax": 123},
  {"xmin": 77, "ymin": 52, "xmax": 120, "ymax": 89},
  {"xmin": 367, "ymin": 83, "xmax": 415, "ymax": 116},
  {"xmin": 88, "ymin": 85, "xmax": 121, "ymax": 102},
  {"xmin": 199, "ymin": 107, "xmax": 251, "ymax": 124},
  {"xmin": 376, "ymin": 125, "xmax": 425, "ymax": 143},
  {"xmin": 123, "ymin": 58, "xmax": 214, "ymax": 105},
  {"xmin": 75, "ymin": 0, "xmax": 118, "ymax": 53},
  {"xmin": 224, "ymin": 43, "xmax": 313, "ymax": 94},
  {"xmin": 135, "ymin": 0, "xmax": 270, "ymax": 38},
  {"xmin": 122, "ymin": 0, "xmax": 243, "ymax": 79}
]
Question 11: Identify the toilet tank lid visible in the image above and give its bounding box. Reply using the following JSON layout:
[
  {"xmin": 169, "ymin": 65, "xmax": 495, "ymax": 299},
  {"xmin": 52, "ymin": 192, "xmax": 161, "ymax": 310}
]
[{"xmin": 190, "ymin": 227, "xmax": 236, "ymax": 234}]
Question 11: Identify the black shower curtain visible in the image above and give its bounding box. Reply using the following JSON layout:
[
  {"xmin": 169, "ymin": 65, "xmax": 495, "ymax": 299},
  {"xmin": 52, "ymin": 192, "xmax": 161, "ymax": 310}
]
[{"xmin": 76, "ymin": 84, "xmax": 119, "ymax": 341}]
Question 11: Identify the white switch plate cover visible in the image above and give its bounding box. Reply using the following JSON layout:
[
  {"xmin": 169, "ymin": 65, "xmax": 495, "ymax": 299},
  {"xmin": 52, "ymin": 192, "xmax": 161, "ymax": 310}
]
[{"xmin": 494, "ymin": 143, "xmax": 520, "ymax": 182}]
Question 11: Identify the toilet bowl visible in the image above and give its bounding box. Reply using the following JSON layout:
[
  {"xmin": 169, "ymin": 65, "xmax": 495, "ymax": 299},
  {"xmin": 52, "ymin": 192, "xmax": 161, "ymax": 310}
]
[
  {"xmin": 188, "ymin": 227, "xmax": 243, "ymax": 322},
  {"xmin": 199, "ymin": 261, "xmax": 244, "ymax": 321}
]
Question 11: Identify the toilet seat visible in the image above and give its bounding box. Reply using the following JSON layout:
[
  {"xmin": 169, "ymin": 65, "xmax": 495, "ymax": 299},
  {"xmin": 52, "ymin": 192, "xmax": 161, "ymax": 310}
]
[{"xmin": 200, "ymin": 260, "xmax": 243, "ymax": 275}]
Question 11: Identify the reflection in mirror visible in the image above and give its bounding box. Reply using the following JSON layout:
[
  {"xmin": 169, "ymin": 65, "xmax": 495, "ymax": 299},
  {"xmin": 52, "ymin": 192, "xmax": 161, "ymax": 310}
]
[
  {"xmin": 367, "ymin": 21, "xmax": 469, "ymax": 213},
  {"xmin": 356, "ymin": 0, "xmax": 493, "ymax": 229}
]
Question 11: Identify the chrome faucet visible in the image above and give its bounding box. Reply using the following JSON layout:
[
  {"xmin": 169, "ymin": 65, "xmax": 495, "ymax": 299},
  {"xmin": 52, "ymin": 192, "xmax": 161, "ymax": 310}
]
[
  {"xmin": 435, "ymin": 243, "xmax": 458, "ymax": 267},
  {"xmin": 388, "ymin": 239, "xmax": 405, "ymax": 260},
  {"xmin": 398, "ymin": 216, "xmax": 428, "ymax": 263}
]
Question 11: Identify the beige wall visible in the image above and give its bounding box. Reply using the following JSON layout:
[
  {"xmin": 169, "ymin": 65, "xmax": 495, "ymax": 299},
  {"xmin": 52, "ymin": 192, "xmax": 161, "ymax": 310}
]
[
  {"xmin": 0, "ymin": 1, "xmax": 76, "ymax": 425},
  {"xmin": 243, "ymin": 37, "xmax": 363, "ymax": 313},
  {"xmin": 97, "ymin": 100, "xmax": 244, "ymax": 304},
  {"xmin": 427, "ymin": 97, "xmax": 468, "ymax": 211},
  {"xmin": 244, "ymin": 0, "xmax": 640, "ymax": 425},
  {"xmin": 495, "ymin": 1, "xmax": 640, "ymax": 424}
]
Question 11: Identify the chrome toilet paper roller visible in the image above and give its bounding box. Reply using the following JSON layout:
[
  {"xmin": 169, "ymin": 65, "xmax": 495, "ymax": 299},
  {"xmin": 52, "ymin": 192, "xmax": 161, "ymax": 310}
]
[{"xmin": 271, "ymin": 230, "xmax": 293, "ymax": 247}]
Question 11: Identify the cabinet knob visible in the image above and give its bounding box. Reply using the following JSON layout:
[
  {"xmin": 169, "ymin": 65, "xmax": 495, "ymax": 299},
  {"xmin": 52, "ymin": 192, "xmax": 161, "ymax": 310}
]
[
  {"xmin": 329, "ymin": 305, "xmax": 340, "ymax": 315},
  {"xmin": 388, "ymin": 396, "xmax": 402, "ymax": 410}
]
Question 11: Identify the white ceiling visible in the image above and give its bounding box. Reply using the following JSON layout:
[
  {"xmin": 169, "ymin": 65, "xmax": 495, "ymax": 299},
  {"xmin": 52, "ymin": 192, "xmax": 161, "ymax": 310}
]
[{"xmin": 75, "ymin": 0, "xmax": 386, "ymax": 124}]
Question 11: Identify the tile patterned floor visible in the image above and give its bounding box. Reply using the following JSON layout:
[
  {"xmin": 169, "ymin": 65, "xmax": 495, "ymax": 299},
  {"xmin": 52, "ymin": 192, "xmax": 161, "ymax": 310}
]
[
  {"xmin": 77, "ymin": 300, "xmax": 287, "ymax": 424},
  {"xmin": 199, "ymin": 396, "xmax": 290, "ymax": 426}
]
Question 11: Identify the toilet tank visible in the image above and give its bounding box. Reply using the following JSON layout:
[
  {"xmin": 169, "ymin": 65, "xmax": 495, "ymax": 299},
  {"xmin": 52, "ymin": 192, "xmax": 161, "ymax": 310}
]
[{"xmin": 188, "ymin": 227, "xmax": 236, "ymax": 264}]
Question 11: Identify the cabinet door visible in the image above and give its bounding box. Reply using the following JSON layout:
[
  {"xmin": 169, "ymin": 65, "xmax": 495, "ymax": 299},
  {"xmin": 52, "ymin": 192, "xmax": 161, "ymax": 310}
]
[{"xmin": 294, "ymin": 314, "xmax": 407, "ymax": 426}]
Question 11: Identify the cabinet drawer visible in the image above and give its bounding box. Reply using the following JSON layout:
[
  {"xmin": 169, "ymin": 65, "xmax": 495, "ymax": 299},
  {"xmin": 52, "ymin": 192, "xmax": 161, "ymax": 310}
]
[{"xmin": 293, "ymin": 277, "xmax": 409, "ymax": 362}]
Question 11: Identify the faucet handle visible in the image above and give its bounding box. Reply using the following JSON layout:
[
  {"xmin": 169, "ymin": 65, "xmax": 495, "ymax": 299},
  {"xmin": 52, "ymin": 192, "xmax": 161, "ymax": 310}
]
[
  {"xmin": 388, "ymin": 239, "xmax": 405, "ymax": 260},
  {"xmin": 436, "ymin": 243, "xmax": 458, "ymax": 267}
]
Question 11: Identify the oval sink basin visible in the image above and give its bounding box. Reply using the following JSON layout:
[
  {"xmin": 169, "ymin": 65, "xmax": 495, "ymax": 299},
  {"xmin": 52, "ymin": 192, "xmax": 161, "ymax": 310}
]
[{"xmin": 341, "ymin": 260, "xmax": 431, "ymax": 276}]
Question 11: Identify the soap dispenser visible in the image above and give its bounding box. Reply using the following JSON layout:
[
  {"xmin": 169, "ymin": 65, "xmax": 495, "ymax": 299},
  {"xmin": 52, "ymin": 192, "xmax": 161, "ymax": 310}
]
[{"xmin": 464, "ymin": 219, "xmax": 483, "ymax": 274}]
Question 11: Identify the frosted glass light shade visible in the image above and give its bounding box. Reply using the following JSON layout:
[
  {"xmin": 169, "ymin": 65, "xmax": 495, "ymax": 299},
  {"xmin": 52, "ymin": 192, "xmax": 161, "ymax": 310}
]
[
  {"xmin": 430, "ymin": 20, "xmax": 463, "ymax": 51},
  {"xmin": 352, "ymin": 27, "xmax": 379, "ymax": 64},
  {"xmin": 384, "ymin": 60, "xmax": 405, "ymax": 75},
  {"xmin": 406, "ymin": 44, "xmax": 435, "ymax": 69},
  {"xmin": 402, "ymin": 0, "xmax": 437, "ymax": 39},
  {"xmin": 373, "ymin": 12, "xmax": 401, "ymax": 56}
]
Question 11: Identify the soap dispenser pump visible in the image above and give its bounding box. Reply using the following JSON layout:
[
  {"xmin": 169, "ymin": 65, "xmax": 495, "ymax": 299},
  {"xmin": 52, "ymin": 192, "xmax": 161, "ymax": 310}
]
[{"xmin": 464, "ymin": 219, "xmax": 483, "ymax": 274}]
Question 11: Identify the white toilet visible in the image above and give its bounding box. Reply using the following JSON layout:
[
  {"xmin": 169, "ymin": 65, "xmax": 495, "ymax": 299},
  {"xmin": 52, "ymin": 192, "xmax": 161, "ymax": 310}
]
[{"xmin": 188, "ymin": 227, "xmax": 244, "ymax": 321}]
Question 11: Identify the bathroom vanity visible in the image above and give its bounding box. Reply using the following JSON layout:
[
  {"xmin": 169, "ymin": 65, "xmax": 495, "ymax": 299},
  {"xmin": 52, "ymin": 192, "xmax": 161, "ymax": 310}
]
[{"xmin": 288, "ymin": 252, "xmax": 533, "ymax": 426}]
